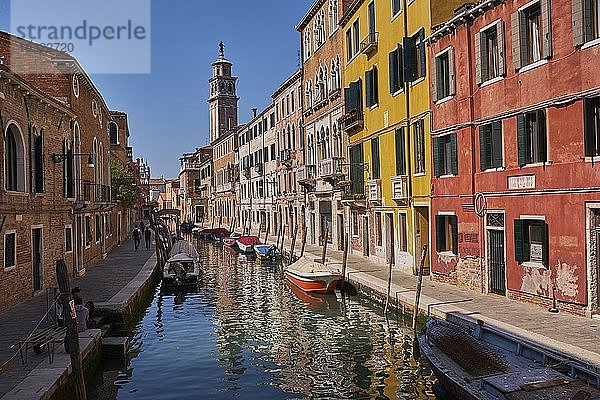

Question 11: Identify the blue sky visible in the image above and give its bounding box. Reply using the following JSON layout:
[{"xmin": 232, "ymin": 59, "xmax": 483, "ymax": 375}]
[{"xmin": 0, "ymin": 0, "xmax": 313, "ymax": 178}]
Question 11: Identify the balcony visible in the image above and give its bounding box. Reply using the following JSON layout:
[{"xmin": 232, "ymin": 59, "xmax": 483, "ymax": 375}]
[
  {"xmin": 180, "ymin": 162, "xmax": 202, "ymax": 173},
  {"xmin": 78, "ymin": 180, "xmax": 112, "ymax": 204},
  {"xmin": 360, "ymin": 32, "xmax": 379, "ymax": 56},
  {"xmin": 319, "ymin": 157, "xmax": 344, "ymax": 183},
  {"xmin": 367, "ymin": 179, "xmax": 381, "ymax": 204},
  {"xmin": 341, "ymin": 190, "xmax": 367, "ymax": 209},
  {"xmin": 280, "ymin": 149, "xmax": 293, "ymax": 168},
  {"xmin": 255, "ymin": 163, "xmax": 263, "ymax": 175},
  {"xmin": 297, "ymin": 164, "xmax": 317, "ymax": 188},
  {"xmin": 391, "ymin": 175, "xmax": 409, "ymax": 203},
  {"xmin": 340, "ymin": 110, "xmax": 364, "ymax": 134},
  {"xmin": 242, "ymin": 167, "xmax": 251, "ymax": 179}
]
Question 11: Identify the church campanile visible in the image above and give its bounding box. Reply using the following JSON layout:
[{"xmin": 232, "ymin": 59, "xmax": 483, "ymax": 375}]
[{"xmin": 208, "ymin": 42, "xmax": 239, "ymax": 144}]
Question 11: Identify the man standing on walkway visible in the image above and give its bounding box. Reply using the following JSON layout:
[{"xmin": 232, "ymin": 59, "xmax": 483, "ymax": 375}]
[
  {"xmin": 145, "ymin": 228, "xmax": 152, "ymax": 250},
  {"xmin": 133, "ymin": 225, "xmax": 141, "ymax": 251}
]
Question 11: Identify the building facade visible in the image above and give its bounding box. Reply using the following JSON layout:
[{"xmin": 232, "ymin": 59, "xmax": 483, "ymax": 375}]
[
  {"xmin": 179, "ymin": 146, "xmax": 212, "ymax": 224},
  {"xmin": 429, "ymin": 0, "xmax": 600, "ymax": 315}
]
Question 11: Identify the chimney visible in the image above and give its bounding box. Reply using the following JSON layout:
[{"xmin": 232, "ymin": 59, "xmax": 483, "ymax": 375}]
[{"xmin": 252, "ymin": 108, "xmax": 258, "ymax": 118}]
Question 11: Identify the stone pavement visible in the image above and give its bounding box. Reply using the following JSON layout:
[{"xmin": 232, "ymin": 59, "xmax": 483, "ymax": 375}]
[
  {"xmin": 257, "ymin": 229, "xmax": 600, "ymax": 368},
  {"xmin": 0, "ymin": 237, "xmax": 155, "ymax": 397}
]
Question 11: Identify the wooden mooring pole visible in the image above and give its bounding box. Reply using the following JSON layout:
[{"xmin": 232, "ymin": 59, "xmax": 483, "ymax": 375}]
[
  {"xmin": 289, "ymin": 225, "xmax": 298, "ymax": 261},
  {"xmin": 56, "ymin": 260, "xmax": 87, "ymax": 400},
  {"xmin": 264, "ymin": 219, "xmax": 270, "ymax": 244},
  {"xmin": 384, "ymin": 258, "xmax": 394, "ymax": 315},
  {"xmin": 299, "ymin": 225, "xmax": 308, "ymax": 258},
  {"xmin": 412, "ymin": 245, "xmax": 429, "ymax": 331},
  {"xmin": 321, "ymin": 228, "xmax": 329, "ymax": 264},
  {"xmin": 341, "ymin": 232, "xmax": 349, "ymax": 286}
]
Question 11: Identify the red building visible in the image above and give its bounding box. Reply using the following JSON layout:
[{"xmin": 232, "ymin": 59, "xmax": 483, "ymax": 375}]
[{"xmin": 429, "ymin": 0, "xmax": 600, "ymax": 316}]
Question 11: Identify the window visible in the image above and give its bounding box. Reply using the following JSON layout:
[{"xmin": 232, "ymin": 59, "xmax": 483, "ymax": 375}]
[
  {"xmin": 479, "ymin": 121, "xmax": 503, "ymax": 170},
  {"xmin": 30, "ymin": 127, "xmax": 44, "ymax": 194},
  {"xmin": 398, "ymin": 213, "xmax": 407, "ymax": 252},
  {"xmin": 413, "ymin": 119, "xmax": 426, "ymax": 174},
  {"xmin": 352, "ymin": 212, "xmax": 359, "ymax": 236},
  {"xmin": 304, "ymin": 29, "xmax": 312, "ymax": 60},
  {"xmin": 329, "ymin": 0, "xmax": 339, "ymax": 33},
  {"xmin": 574, "ymin": 0, "xmax": 600, "ymax": 45},
  {"xmin": 389, "ymin": 45, "xmax": 403, "ymax": 93},
  {"xmin": 344, "ymin": 78, "xmax": 363, "ymax": 117},
  {"xmin": 517, "ymin": 109, "xmax": 547, "ymax": 166},
  {"xmin": 584, "ymin": 97, "xmax": 600, "ymax": 157},
  {"xmin": 403, "ymin": 28, "xmax": 426, "ymax": 82},
  {"xmin": 5, "ymin": 123, "xmax": 25, "ymax": 192},
  {"xmin": 349, "ymin": 143, "xmax": 364, "ymax": 194},
  {"xmin": 433, "ymin": 133, "xmax": 458, "ymax": 177},
  {"xmin": 476, "ymin": 21, "xmax": 505, "ymax": 84},
  {"xmin": 365, "ymin": 66, "xmax": 379, "ymax": 107},
  {"xmin": 4, "ymin": 232, "xmax": 16, "ymax": 269},
  {"xmin": 436, "ymin": 215, "xmax": 458, "ymax": 254},
  {"xmin": 85, "ymin": 216, "xmax": 92, "ymax": 247},
  {"xmin": 109, "ymin": 122, "xmax": 118, "ymax": 145},
  {"xmin": 368, "ymin": 2, "xmax": 376, "ymax": 35},
  {"xmin": 65, "ymin": 226, "xmax": 73, "ymax": 253},
  {"xmin": 375, "ymin": 212, "xmax": 382, "ymax": 247},
  {"xmin": 346, "ymin": 28, "xmax": 353, "ymax": 60},
  {"xmin": 392, "ymin": 0, "xmax": 401, "ymax": 17},
  {"xmin": 433, "ymin": 48, "xmax": 455, "ymax": 101},
  {"xmin": 271, "ymin": 143, "xmax": 276, "ymax": 160},
  {"xmin": 395, "ymin": 128, "xmax": 406, "ymax": 175},
  {"xmin": 512, "ymin": 1, "xmax": 551, "ymax": 69},
  {"xmin": 514, "ymin": 219, "xmax": 548, "ymax": 267},
  {"xmin": 353, "ymin": 19, "xmax": 360, "ymax": 56},
  {"xmin": 371, "ymin": 137, "xmax": 380, "ymax": 179}
]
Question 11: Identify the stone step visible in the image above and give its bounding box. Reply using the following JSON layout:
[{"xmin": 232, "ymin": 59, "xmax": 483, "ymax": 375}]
[{"xmin": 102, "ymin": 336, "xmax": 129, "ymax": 358}]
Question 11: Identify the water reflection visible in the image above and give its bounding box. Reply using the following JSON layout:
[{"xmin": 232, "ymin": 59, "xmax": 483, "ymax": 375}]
[{"xmin": 89, "ymin": 241, "xmax": 436, "ymax": 400}]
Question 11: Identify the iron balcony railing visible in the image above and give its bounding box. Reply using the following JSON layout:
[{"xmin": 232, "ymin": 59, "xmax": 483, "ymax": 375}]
[
  {"xmin": 78, "ymin": 180, "xmax": 112, "ymax": 203},
  {"xmin": 280, "ymin": 149, "xmax": 293, "ymax": 167},
  {"xmin": 340, "ymin": 110, "xmax": 364, "ymax": 133},
  {"xmin": 360, "ymin": 31, "xmax": 379, "ymax": 55}
]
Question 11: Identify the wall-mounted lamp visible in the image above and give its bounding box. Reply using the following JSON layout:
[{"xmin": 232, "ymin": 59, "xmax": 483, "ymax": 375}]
[{"xmin": 52, "ymin": 153, "xmax": 95, "ymax": 168}]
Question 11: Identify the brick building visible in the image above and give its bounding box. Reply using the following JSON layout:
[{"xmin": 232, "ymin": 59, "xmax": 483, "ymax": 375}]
[
  {"xmin": 429, "ymin": 0, "xmax": 600, "ymax": 315},
  {"xmin": 297, "ymin": 0, "xmax": 353, "ymax": 250},
  {"xmin": 179, "ymin": 146, "xmax": 212, "ymax": 224}
]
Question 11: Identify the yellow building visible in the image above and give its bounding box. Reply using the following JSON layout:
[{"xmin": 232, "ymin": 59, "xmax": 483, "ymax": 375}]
[{"xmin": 339, "ymin": 0, "xmax": 464, "ymax": 272}]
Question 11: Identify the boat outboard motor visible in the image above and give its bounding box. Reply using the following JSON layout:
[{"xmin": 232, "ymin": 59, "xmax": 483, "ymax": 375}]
[{"xmin": 172, "ymin": 262, "xmax": 186, "ymax": 285}]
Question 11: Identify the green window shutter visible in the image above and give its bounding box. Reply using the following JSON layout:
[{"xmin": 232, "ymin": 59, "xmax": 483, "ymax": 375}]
[
  {"xmin": 35, "ymin": 133, "xmax": 44, "ymax": 193},
  {"xmin": 373, "ymin": 66, "xmax": 379, "ymax": 104},
  {"xmin": 435, "ymin": 216, "xmax": 445, "ymax": 252},
  {"xmin": 450, "ymin": 215, "xmax": 458, "ymax": 255},
  {"xmin": 398, "ymin": 46, "xmax": 404, "ymax": 84},
  {"xmin": 542, "ymin": 222, "xmax": 549, "ymax": 268},
  {"xmin": 389, "ymin": 50, "xmax": 397, "ymax": 94},
  {"xmin": 479, "ymin": 125, "xmax": 491, "ymax": 171},
  {"xmin": 365, "ymin": 70, "xmax": 373, "ymax": 107},
  {"xmin": 450, "ymin": 134, "xmax": 458, "ymax": 175},
  {"xmin": 433, "ymin": 137, "xmax": 441, "ymax": 177},
  {"xmin": 517, "ymin": 114, "xmax": 527, "ymax": 166},
  {"xmin": 538, "ymin": 110, "xmax": 548, "ymax": 163},
  {"xmin": 492, "ymin": 121, "xmax": 503, "ymax": 168},
  {"xmin": 357, "ymin": 78, "xmax": 363, "ymax": 113},
  {"xmin": 419, "ymin": 28, "xmax": 426, "ymax": 78},
  {"xmin": 403, "ymin": 36, "xmax": 417, "ymax": 82},
  {"xmin": 372, "ymin": 137, "xmax": 380, "ymax": 179},
  {"xmin": 584, "ymin": 98, "xmax": 598, "ymax": 157},
  {"xmin": 344, "ymin": 87, "xmax": 351, "ymax": 113},
  {"xmin": 514, "ymin": 219, "xmax": 525, "ymax": 262},
  {"xmin": 395, "ymin": 128, "xmax": 406, "ymax": 175}
]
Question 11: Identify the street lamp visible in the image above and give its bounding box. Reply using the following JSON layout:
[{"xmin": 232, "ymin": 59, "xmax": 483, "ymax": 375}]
[{"xmin": 52, "ymin": 153, "xmax": 95, "ymax": 168}]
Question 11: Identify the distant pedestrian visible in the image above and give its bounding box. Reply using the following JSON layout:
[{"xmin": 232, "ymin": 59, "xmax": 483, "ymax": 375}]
[
  {"xmin": 74, "ymin": 297, "xmax": 88, "ymax": 332},
  {"xmin": 133, "ymin": 225, "xmax": 141, "ymax": 251},
  {"xmin": 140, "ymin": 220, "xmax": 146, "ymax": 235},
  {"xmin": 145, "ymin": 228, "xmax": 152, "ymax": 250}
]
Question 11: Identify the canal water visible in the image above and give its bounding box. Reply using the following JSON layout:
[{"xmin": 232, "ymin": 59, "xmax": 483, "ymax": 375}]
[{"xmin": 89, "ymin": 242, "xmax": 436, "ymax": 399}]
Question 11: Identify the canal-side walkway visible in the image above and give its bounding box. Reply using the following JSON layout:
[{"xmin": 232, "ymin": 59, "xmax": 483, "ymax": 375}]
[
  {"xmin": 0, "ymin": 238, "xmax": 156, "ymax": 398},
  {"xmin": 258, "ymin": 230, "xmax": 600, "ymax": 369}
]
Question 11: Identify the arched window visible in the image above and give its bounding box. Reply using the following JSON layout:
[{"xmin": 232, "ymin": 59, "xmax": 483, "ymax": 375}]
[
  {"xmin": 4, "ymin": 123, "xmax": 25, "ymax": 192},
  {"xmin": 291, "ymin": 125, "xmax": 296, "ymax": 150},
  {"xmin": 30, "ymin": 126, "xmax": 44, "ymax": 194},
  {"xmin": 329, "ymin": 0, "xmax": 338, "ymax": 33},
  {"xmin": 63, "ymin": 138, "xmax": 74, "ymax": 198},
  {"xmin": 325, "ymin": 127, "xmax": 331, "ymax": 159},
  {"xmin": 73, "ymin": 123, "xmax": 82, "ymax": 197},
  {"xmin": 109, "ymin": 122, "xmax": 118, "ymax": 145},
  {"xmin": 304, "ymin": 29, "xmax": 312, "ymax": 60}
]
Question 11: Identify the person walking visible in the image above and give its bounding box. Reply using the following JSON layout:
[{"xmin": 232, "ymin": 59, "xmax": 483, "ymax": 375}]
[
  {"xmin": 145, "ymin": 228, "xmax": 152, "ymax": 250},
  {"xmin": 140, "ymin": 220, "xmax": 146, "ymax": 236},
  {"xmin": 133, "ymin": 225, "xmax": 141, "ymax": 251}
]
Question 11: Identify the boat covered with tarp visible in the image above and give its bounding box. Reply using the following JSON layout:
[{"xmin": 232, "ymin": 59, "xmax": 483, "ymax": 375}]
[{"xmin": 163, "ymin": 241, "xmax": 201, "ymax": 286}]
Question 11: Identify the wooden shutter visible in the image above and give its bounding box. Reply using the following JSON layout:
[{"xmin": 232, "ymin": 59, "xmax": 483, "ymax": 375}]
[
  {"xmin": 433, "ymin": 136, "xmax": 441, "ymax": 177},
  {"xmin": 584, "ymin": 98, "xmax": 597, "ymax": 156},
  {"xmin": 450, "ymin": 215, "xmax": 459, "ymax": 255},
  {"xmin": 373, "ymin": 66, "xmax": 379, "ymax": 104},
  {"xmin": 573, "ymin": 0, "xmax": 585, "ymax": 46},
  {"xmin": 538, "ymin": 109, "xmax": 548, "ymax": 163},
  {"xmin": 419, "ymin": 28, "xmax": 426, "ymax": 78},
  {"xmin": 435, "ymin": 215, "xmax": 445, "ymax": 252},
  {"xmin": 372, "ymin": 137, "xmax": 380, "ymax": 179},
  {"xmin": 398, "ymin": 46, "xmax": 404, "ymax": 83},
  {"xmin": 511, "ymin": 11, "xmax": 523, "ymax": 70},
  {"xmin": 389, "ymin": 50, "xmax": 397, "ymax": 94},
  {"xmin": 450, "ymin": 134, "xmax": 458, "ymax": 175},
  {"xmin": 344, "ymin": 87, "xmax": 351, "ymax": 113},
  {"xmin": 395, "ymin": 128, "xmax": 406, "ymax": 176},
  {"xmin": 479, "ymin": 124, "xmax": 491, "ymax": 171},
  {"xmin": 35, "ymin": 133, "xmax": 44, "ymax": 193},
  {"xmin": 403, "ymin": 36, "xmax": 417, "ymax": 82},
  {"xmin": 497, "ymin": 20, "xmax": 507, "ymax": 76},
  {"xmin": 492, "ymin": 121, "xmax": 504, "ymax": 168},
  {"xmin": 365, "ymin": 69, "xmax": 373, "ymax": 107},
  {"xmin": 514, "ymin": 219, "xmax": 525, "ymax": 262},
  {"xmin": 448, "ymin": 47, "xmax": 456, "ymax": 96},
  {"xmin": 357, "ymin": 78, "xmax": 363, "ymax": 113},
  {"xmin": 475, "ymin": 31, "xmax": 483, "ymax": 84},
  {"xmin": 517, "ymin": 114, "xmax": 527, "ymax": 166},
  {"xmin": 431, "ymin": 54, "xmax": 439, "ymax": 102},
  {"xmin": 28, "ymin": 125, "xmax": 33, "ymax": 194},
  {"xmin": 542, "ymin": 222, "xmax": 549, "ymax": 267},
  {"xmin": 541, "ymin": 0, "xmax": 553, "ymax": 59}
]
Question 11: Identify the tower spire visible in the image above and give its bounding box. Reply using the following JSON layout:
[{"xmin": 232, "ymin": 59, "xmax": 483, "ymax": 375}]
[{"xmin": 219, "ymin": 41, "xmax": 225, "ymax": 58}]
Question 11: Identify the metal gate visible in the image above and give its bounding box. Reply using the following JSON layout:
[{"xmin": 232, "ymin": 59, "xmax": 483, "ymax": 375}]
[{"xmin": 487, "ymin": 213, "xmax": 506, "ymax": 296}]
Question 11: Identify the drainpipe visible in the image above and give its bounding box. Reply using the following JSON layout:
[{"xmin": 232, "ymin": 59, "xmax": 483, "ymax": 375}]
[{"xmin": 402, "ymin": 0, "xmax": 413, "ymax": 203}]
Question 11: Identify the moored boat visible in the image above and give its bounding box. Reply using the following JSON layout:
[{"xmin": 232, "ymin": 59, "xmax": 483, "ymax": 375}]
[
  {"xmin": 254, "ymin": 244, "xmax": 282, "ymax": 262},
  {"xmin": 418, "ymin": 318, "xmax": 600, "ymax": 400},
  {"xmin": 162, "ymin": 241, "xmax": 201, "ymax": 286},
  {"xmin": 223, "ymin": 232, "xmax": 241, "ymax": 248},
  {"xmin": 284, "ymin": 258, "xmax": 341, "ymax": 294},
  {"xmin": 211, "ymin": 228, "xmax": 230, "ymax": 241},
  {"xmin": 236, "ymin": 236, "xmax": 260, "ymax": 253}
]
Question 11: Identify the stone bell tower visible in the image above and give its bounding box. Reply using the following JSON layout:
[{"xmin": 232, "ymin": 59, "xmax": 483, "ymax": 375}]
[{"xmin": 208, "ymin": 42, "xmax": 239, "ymax": 144}]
